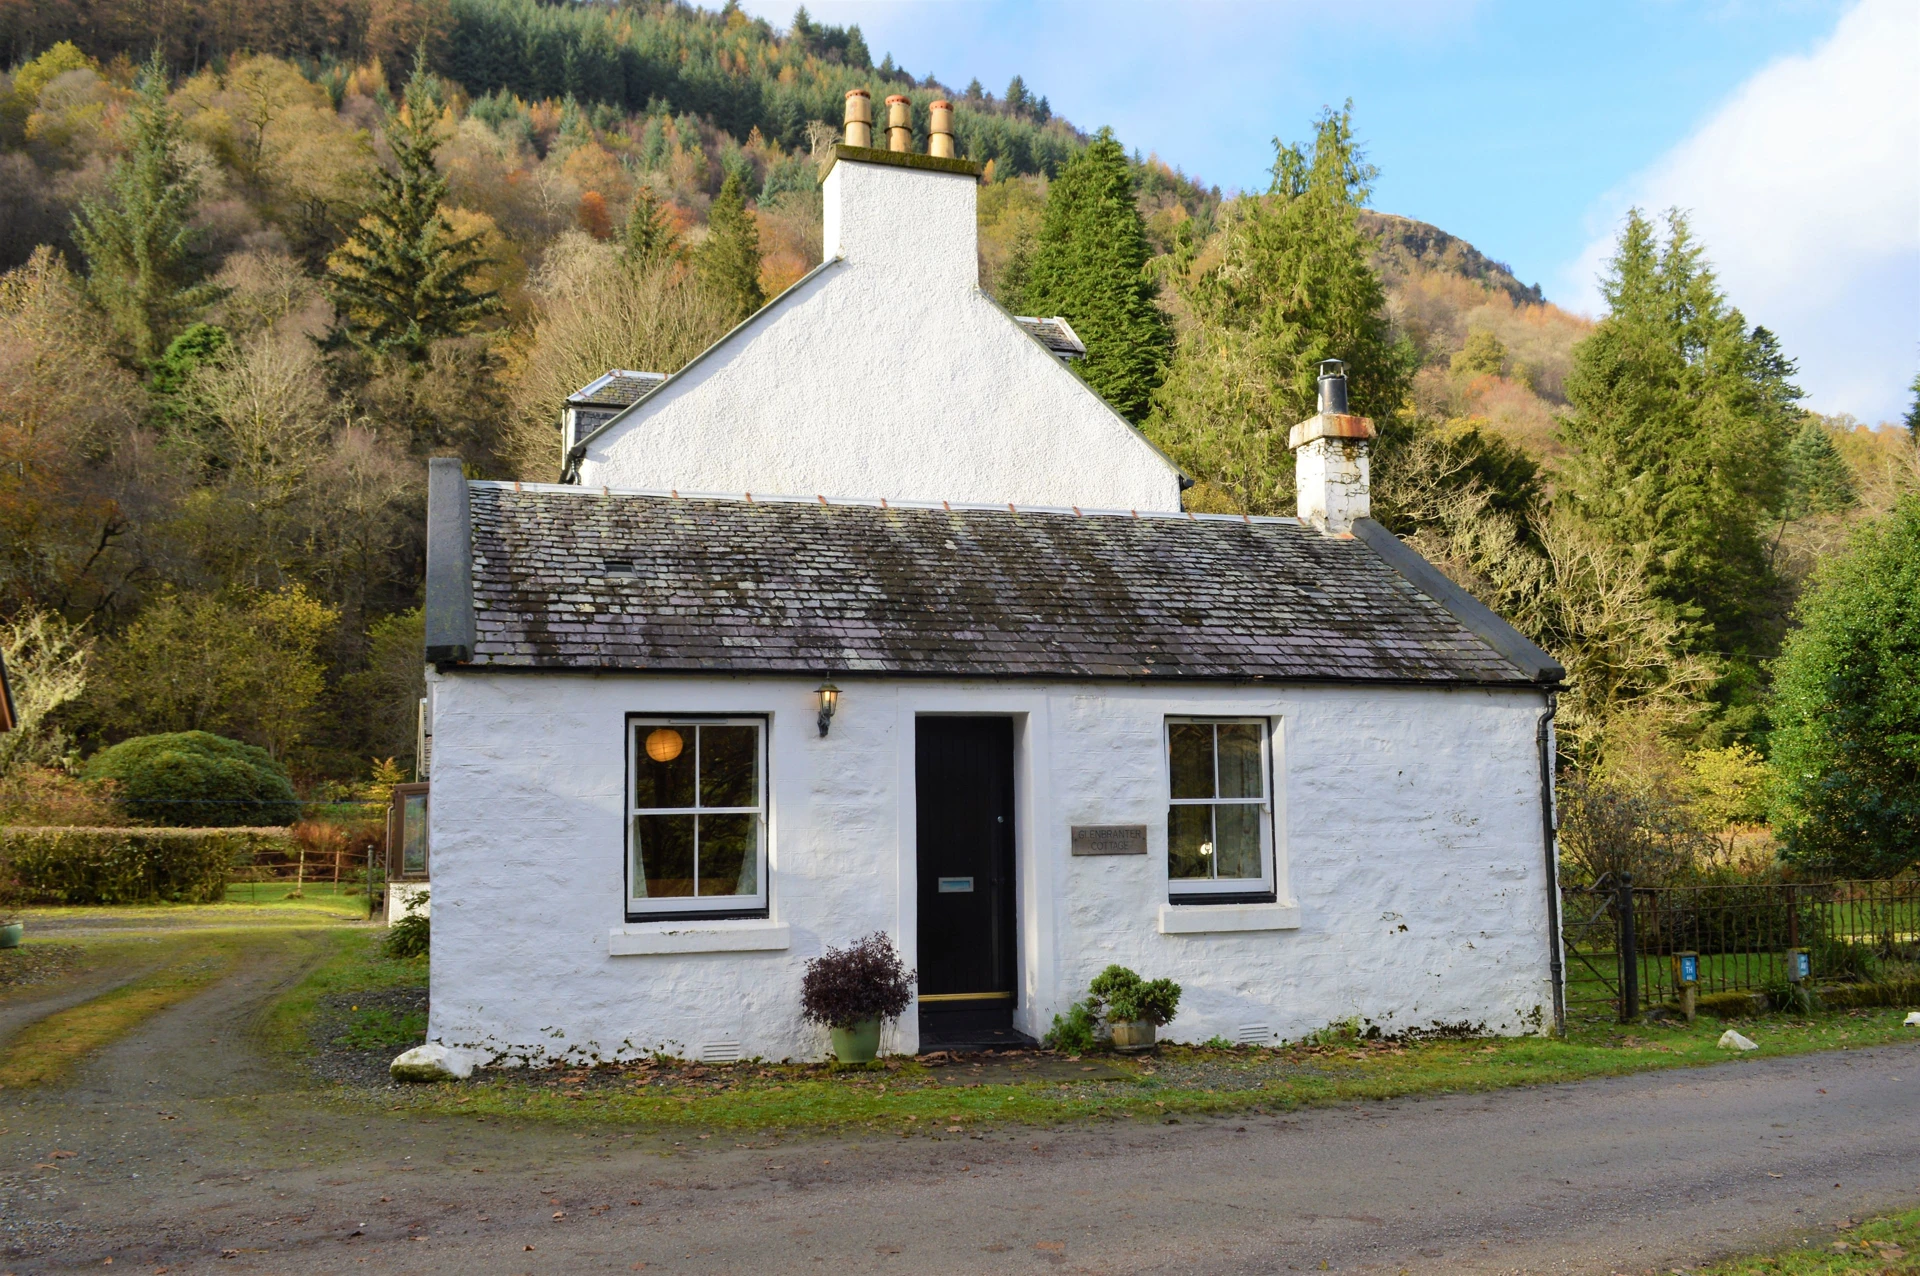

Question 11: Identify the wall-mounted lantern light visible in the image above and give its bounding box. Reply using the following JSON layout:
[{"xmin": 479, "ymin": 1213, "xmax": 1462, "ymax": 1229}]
[{"xmin": 816, "ymin": 681, "xmax": 840, "ymax": 738}]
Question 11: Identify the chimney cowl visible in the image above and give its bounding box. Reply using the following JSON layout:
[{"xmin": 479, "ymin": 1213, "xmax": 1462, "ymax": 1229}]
[
  {"xmin": 843, "ymin": 89, "xmax": 872, "ymax": 148},
  {"xmin": 1316, "ymin": 359, "xmax": 1349, "ymax": 415}
]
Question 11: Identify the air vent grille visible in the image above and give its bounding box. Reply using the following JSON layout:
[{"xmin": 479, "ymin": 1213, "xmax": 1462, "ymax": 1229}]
[
  {"xmin": 699, "ymin": 1040, "xmax": 743, "ymax": 1064},
  {"xmin": 1236, "ymin": 1023, "xmax": 1272, "ymax": 1046}
]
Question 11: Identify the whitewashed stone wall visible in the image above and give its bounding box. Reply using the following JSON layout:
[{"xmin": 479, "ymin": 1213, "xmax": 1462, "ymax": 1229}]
[
  {"xmin": 576, "ymin": 157, "xmax": 1183, "ymax": 512},
  {"xmin": 425, "ymin": 670, "xmax": 1556, "ymax": 1064}
]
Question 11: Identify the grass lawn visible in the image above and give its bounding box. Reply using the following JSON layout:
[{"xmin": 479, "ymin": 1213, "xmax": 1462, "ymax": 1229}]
[
  {"xmin": 1699, "ymin": 1208, "xmax": 1917, "ymax": 1273},
  {"xmin": 284, "ymin": 930, "xmax": 1920, "ymax": 1136},
  {"xmin": 222, "ymin": 879, "xmax": 375, "ymax": 918}
]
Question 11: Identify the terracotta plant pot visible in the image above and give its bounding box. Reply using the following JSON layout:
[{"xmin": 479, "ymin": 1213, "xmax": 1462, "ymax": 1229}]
[
  {"xmin": 1109, "ymin": 1019, "xmax": 1157, "ymax": 1052},
  {"xmin": 0, "ymin": 921, "xmax": 22, "ymax": 949},
  {"xmin": 829, "ymin": 1017, "xmax": 882, "ymax": 1063}
]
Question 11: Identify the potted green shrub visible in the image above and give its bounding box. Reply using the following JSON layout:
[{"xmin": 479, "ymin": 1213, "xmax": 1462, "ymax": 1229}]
[
  {"xmin": 0, "ymin": 865, "xmax": 24, "ymax": 948},
  {"xmin": 801, "ymin": 933, "xmax": 915, "ymax": 1064},
  {"xmin": 1089, "ymin": 965, "xmax": 1181, "ymax": 1052}
]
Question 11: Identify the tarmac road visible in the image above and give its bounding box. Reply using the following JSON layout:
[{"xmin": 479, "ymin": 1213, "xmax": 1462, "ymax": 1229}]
[{"xmin": 2, "ymin": 931, "xmax": 1916, "ymax": 1274}]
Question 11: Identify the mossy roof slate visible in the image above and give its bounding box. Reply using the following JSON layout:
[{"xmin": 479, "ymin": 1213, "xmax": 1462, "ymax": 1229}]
[{"xmin": 460, "ymin": 483, "xmax": 1543, "ymax": 684}]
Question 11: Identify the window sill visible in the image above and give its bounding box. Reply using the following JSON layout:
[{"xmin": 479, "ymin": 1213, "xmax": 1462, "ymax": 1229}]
[
  {"xmin": 608, "ymin": 919, "xmax": 791, "ymax": 956},
  {"xmin": 1158, "ymin": 902, "xmax": 1301, "ymax": 935}
]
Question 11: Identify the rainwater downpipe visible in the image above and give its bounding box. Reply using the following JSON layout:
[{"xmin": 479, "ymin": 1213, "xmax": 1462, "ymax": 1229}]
[{"xmin": 1537, "ymin": 690, "xmax": 1566, "ymax": 1037}]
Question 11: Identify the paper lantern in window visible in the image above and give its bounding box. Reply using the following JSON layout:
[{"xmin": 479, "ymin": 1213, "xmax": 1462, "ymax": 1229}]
[{"xmin": 645, "ymin": 728, "xmax": 684, "ymax": 763}]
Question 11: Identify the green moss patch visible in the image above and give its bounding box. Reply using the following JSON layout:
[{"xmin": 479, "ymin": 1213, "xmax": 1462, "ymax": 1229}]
[{"xmin": 1696, "ymin": 1207, "xmax": 1918, "ymax": 1273}]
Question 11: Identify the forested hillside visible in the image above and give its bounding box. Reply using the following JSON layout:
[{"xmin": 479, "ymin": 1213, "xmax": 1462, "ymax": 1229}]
[{"xmin": 1, "ymin": 1, "xmax": 1915, "ymax": 881}]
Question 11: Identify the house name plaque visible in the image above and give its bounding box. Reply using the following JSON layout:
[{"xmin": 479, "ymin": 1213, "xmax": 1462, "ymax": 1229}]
[{"xmin": 1070, "ymin": 824, "xmax": 1149, "ymax": 856}]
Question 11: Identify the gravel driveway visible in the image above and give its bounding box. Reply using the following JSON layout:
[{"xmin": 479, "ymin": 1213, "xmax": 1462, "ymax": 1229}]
[{"xmin": 2, "ymin": 931, "xmax": 1917, "ymax": 1274}]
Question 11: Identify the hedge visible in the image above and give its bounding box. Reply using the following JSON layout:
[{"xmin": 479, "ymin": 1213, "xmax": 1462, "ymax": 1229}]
[{"xmin": 0, "ymin": 826, "xmax": 294, "ymax": 905}]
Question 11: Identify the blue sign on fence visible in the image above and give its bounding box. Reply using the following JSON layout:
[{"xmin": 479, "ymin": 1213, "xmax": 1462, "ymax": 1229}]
[
  {"xmin": 1679, "ymin": 954, "xmax": 1699, "ymax": 985},
  {"xmin": 1793, "ymin": 950, "xmax": 1811, "ymax": 981}
]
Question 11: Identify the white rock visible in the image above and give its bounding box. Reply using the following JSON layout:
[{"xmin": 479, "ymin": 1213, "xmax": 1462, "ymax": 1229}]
[
  {"xmin": 390, "ymin": 1043, "xmax": 475, "ymax": 1083},
  {"xmin": 1718, "ymin": 1030, "xmax": 1759, "ymax": 1052},
  {"xmin": 1904, "ymin": 1011, "xmax": 1920, "ymax": 1026}
]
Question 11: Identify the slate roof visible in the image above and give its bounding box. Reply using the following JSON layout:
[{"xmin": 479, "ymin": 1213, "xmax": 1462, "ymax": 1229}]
[
  {"xmin": 1013, "ymin": 316, "xmax": 1086, "ymax": 361},
  {"xmin": 567, "ymin": 370, "xmax": 666, "ymax": 408},
  {"xmin": 448, "ymin": 481, "xmax": 1557, "ymax": 685}
]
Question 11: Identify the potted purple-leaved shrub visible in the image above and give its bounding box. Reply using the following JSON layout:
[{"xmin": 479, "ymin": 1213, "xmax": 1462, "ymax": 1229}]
[{"xmin": 801, "ymin": 933, "xmax": 915, "ymax": 1064}]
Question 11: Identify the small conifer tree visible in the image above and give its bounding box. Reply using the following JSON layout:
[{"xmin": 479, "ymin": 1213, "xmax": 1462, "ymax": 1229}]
[
  {"xmin": 1781, "ymin": 417, "xmax": 1856, "ymax": 518},
  {"xmin": 72, "ymin": 51, "xmax": 225, "ymax": 362},
  {"xmin": 326, "ymin": 52, "xmax": 501, "ymax": 361},
  {"xmin": 1014, "ymin": 126, "xmax": 1171, "ymax": 423},
  {"xmin": 696, "ymin": 170, "xmax": 764, "ymax": 322},
  {"xmin": 621, "ymin": 187, "xmax": 679, "ymax": 266}
]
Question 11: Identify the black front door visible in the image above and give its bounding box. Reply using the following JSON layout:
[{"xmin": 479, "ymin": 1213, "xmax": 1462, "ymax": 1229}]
[{"xmin": 915, "ymin": 717, "xmax": 1017, "ymax": 1041}]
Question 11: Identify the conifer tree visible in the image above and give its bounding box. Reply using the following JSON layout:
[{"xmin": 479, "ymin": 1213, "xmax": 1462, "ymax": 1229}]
[
  {"xmin": 1012, "ymin": 126, "xmax": 1170, "ymax": 423},
  {"xmin": 326, "ymin": 53, "xmax": 500, "ymax": 362},
  {"xmin": 1782, "ymin": 417, "xmax": 1856, "ymax": 518},
  {"xmin": 696, "ymin": 170, "xmax": 763, "ymax": 323},
  {"xmin": 1561, "ymin": 208, "xmax": 1801, "ymax": 661},
  {"xmin": 621, "ymin": 187, "xmax": 678, "ymax": 266},
  {"xmin": 72, "ymin": 51, "xmax": 225, "ymax": 362},
  {"xmin": 1147, "ymin": 104, "xmax": 1413, "ymax": 513}
]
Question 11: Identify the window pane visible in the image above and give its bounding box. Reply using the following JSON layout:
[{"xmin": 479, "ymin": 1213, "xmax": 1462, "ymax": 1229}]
[
  {"xmin": 635, "ymin": 728, "xmax": 695, "ymax": 809},
  {"xmin": 699, "ymin": 725, "xmax": 758, "ymax": 808},
  {"xmin": 401, "ymin": 793, "xmax": 428, "ymax": 873},
  {"xmin": 697, "ymin": 814, "xmax": 758, "ymax": 896},
  {"xmin": 1216, "ymin": 724, "xmax": 1265, "ymax": 799},
  {"xmin": 1213, "ymin": 803, "xmax": 1263, "ymax": 880},
  {"xmin": 1168, "ymin": 805, "xmax": 1214, "ymax": 880},
  {"xmin": 635, "ymin": 813, "xmax": 696, "ymax": 897},
  {"xmin": 1168, "ymin": 724, "xmax": 1215, "ymax": 800}
]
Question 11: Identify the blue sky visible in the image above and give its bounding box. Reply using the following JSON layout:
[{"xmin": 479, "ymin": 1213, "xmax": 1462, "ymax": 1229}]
[{"xmin": 739, "ymin": 0, "xmax": 1918, "ymax": 423}]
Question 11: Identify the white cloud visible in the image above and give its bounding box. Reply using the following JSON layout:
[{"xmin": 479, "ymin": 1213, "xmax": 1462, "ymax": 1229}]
[{"xmin": 1559, "ymin": 0, "xmax": 1920, "ymax": 422}]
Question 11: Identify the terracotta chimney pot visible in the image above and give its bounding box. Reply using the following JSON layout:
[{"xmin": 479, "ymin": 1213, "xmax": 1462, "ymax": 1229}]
[
  {"xmin": 843, "ymin": 89, "xmax": 872, "ymax": 148},
  {"xmin": 928, "ymin": 100, "xmax": 954, "ymax": 157},
  {"xmin": 885, "ymin": 94, "xmax": 912, "ymax": 152}
]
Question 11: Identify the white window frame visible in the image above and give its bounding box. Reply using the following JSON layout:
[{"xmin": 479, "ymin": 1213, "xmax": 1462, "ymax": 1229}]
[
  {"xmin": 626, "ymin": 715, "xmax": 768, "ymax": 921},
  {"xmin": 1164, "ymin": 716, "xmax": 1277, "ymax": 903}
]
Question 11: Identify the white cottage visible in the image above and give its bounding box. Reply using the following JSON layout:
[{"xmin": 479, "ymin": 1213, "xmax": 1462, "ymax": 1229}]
[{"xmin": 420, "ymin": 93, "xmax": 1566, "ymax": 1064}]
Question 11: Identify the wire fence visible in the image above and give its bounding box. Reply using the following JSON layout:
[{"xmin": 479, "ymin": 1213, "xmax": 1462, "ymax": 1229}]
[{"xmin": 1561, "ymin": 876, "xmax": 1920, "ymax": 1022}]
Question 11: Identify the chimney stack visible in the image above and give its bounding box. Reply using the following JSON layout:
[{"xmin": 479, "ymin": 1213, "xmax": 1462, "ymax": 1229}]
[
  {"xmin": 843, "ymin": 89, "xmax": 872, "ymax": 148},
  {"xmin": 1288, "ymin": 359, "xmax": 1375, "ymax": 534},
  {"xmin": 884, "ymin": 95, "xmax": 912, "ymax": 151},
  {"xmin": 928, "ymin": 100, "xmax": 954, "ymax": 157}
]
